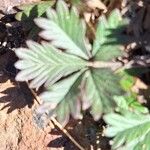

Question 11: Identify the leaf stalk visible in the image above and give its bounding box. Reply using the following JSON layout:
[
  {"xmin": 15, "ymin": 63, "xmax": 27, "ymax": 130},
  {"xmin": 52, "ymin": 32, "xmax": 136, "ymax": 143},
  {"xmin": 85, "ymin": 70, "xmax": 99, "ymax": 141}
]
[{"xmin": 87, "ymin": 61, "xmax": 123, "ymax": 70}]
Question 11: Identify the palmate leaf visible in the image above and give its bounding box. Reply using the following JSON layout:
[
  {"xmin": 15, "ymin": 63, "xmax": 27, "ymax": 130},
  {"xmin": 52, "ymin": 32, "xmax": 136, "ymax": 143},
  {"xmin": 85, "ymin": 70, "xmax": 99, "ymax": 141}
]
[
  {"xmin": 84, "ymin": 69, "xmax": 122, "ymax": 120},
  {"xmin": 35, "ymin": 0, "xmax": 91, "ymax": 59},
  {"xmin": 15, "ymin": 0, "xmax": 123, "ymax": 125},
  {"xmin": 104, "ymin": 112, "xmax": 150, "ymax": 150},
  {"xmin": 93, "ymin": 9, "xmax": 126, "ymax": 61},
  {"xmin": 15, "ymin": 41, "xmax": 87, "ymax": 88}
]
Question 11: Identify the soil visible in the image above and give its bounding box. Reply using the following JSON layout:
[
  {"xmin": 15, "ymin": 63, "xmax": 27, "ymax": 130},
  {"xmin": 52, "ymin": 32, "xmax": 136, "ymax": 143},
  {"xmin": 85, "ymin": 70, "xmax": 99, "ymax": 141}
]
[{"xmin": 2, "ymin": 0, "xmax": 149, "ymax": 149}]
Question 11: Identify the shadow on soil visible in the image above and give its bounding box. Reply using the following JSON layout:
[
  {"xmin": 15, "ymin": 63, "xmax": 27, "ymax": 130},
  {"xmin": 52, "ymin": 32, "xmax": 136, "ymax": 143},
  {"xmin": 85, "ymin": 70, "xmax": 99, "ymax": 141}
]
[
  {"xmin": 0, "ymin": 51, "xmax": 34, "ymax": 113},
  {"xmin": 47, "ymin": 117, "xmax": 111, "ymax": 150}
]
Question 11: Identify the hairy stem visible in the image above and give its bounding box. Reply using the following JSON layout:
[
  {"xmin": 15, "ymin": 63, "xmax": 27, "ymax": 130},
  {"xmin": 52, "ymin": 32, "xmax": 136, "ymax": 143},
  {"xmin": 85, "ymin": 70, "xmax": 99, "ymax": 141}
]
[{"xmin": 87, "ymin": 61, "xmax": 123, "ymax": 70}]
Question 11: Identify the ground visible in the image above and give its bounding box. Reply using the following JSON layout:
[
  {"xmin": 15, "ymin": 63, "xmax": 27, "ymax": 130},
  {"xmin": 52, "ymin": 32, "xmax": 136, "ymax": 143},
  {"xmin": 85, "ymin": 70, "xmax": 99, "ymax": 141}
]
[{"xmin": 1, "ymin": 0, "xmax": 144, "ymax": 149}]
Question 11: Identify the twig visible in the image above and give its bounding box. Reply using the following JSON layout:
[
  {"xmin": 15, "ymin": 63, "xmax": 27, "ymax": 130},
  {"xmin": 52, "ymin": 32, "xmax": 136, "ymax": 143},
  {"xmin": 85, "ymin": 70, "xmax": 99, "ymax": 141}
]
[
  {"xmin": 25, "ymin": 81, "xmax": 85, "ymax": 150},
  {"xmin": 51, "ymin": 117, "xmax": 85, "ymax": 150},
  {"xmin": 26, "ymin": 82, "xmax": 42, "ymax": 105}
]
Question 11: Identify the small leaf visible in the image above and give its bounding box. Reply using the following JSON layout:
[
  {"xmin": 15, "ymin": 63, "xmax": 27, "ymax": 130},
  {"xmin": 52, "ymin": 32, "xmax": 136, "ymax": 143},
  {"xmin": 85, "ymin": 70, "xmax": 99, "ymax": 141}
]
[
  {"xmin": 40, "ymin": 71, "xmax": 83, "ymax": 125},
  {"xmin": 35, "ymin": 0, "xmax": 91, "ymax": 59},
  {"xmin": 85, "ymin": 69, "xmax": 122, "ymax": 120},
  {"xmin": 40, "ymin": 71, "xmax": 83, "ymax": 103},
  {"xmin": 15, "ymin": 1, "xmax": 55, "ymax": 21},
  {"xmin": 15, "ymin": 41, "xmax": 87, "ymax": 89},
  {"xmin": 104, "ymin": 112, "xmax": 150, "ymax": 149},
  {"xmin": 119, "ymin": 70, "xmax": 135, "ymax": 91},
  {"xmin": 108, "ymin": 9, "xmax": 122, "ymax": 29},
  {"xmin": 15, "ymin": 1, "xmax": 55, "ymax": 39},
  {"xmin": 114, "ymin": 96, "xmax": 149, "ymax": 114},
  {"xmin": 92, "ymin": 16, "xmax": 108, "ymax": 55},
  {"xmin": 93, "ymin": 9, "xmax": 127, "ymax": 61},
  {"xmin": 134, "ymin": 131, "xmax": 150, "ymax": 150}
]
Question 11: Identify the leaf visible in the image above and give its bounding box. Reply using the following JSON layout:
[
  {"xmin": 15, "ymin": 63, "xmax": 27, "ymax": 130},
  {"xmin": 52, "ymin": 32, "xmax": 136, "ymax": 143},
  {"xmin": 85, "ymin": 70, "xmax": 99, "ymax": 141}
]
[
  {"xmin": 94, "ymin": 45, "xmax": 122, "ymax": 61},
  {"xmin": 134, "ymin": 131, "xmax": 150, "ymax": 150},
  {"xmin": 15, "ymin": 41, "xmax": 87, "ymax": 89},
  {"xmin": 15, "ymin": 1, "xmax": 55, "ymax": 39},
  {"xmin": 117, "ymin": 70, "xmax": 148, "ymax": 114},
  {"xmin": 104, "ymin": 112, "xmax": 150, "ymax": 150},
  {"xmin": 126, "ymin": 96, "xmax": 149, "ymax": 114},
  {"xmin": 55, "ymin": 76, "xmax": 82, "ymax": 125},
  {"xmin": 40, "ymin": 71, "xmax": 83, "ymax": 125},
  {"xmin": 114, "ymin": 96, "xmax": 149, "ymax": 114},
  {"xmin": 108, "ymin": 9, "xmax": 122, "ymax": 29},
  {"xmin": 92, "ymin": 16, "xmax": 108, "ymax": 56},
  {"xmin": 15, "ymin": 1, "xmax": 55, "ymax": 21},
  {"xmin": 93, "ymin": 9, "xmax": 127, "ymax": 61},
  {"xmin": 35, "ymin": 0, "xmax": 91, "ymax": 59},
  {"xmin": 71, "ymin": 0, "xmax": 81, "ymax": 5},
  {"xmin": 84, "ymin": 69, "xmax": 122, "ymax": 120},
  {"xmin": 40, "ymin": 71, "xmax": 83, "ymax": 103},
  {"xmin": 119, "ymin": 71, "xmax": 135, "ymax": 91}
]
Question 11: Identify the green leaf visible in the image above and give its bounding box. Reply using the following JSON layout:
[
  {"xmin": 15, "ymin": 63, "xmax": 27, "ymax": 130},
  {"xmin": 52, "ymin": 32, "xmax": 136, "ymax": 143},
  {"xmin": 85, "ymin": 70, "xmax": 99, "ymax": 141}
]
[
  {"xmin": 120, "ymin": 71, "xmax": 135, "ymax": 91},
  {"xmin": 134, "ymin": 131, "xmax": 150, "ymax": 150},
  {"xmin": 55, "ymin": 76, "xmax": 82, "ymax": 125},
  {"xmin": 40, "ymin": 71, "xmax": 83, "ymax": 103},
  {"xmin": 15, "ymin": 41, "xmax": 87, "ymax": 88},
  {"xmin": 40, "ymin": 71, "xmax": 83, "ymax": 125},
  {"xmin": 71, "ymin": 0, "xmax": 81, "ymax": 5},
  {"xmin": 108, "ymin": 9, "xmax": 122, "ymax": 29},
  {"xmin": 35, "ymin": 0, "xmax": 91, "ymax": 59},
  {"xmin": 92, "ymin": 16, "xmax": 108, "ymax": 56},
  {"xmin": 84, "ymin": 69, "xmax": 122, "ymax": 120},
  {"xmin": 15, "ymin": 1, "xmax": 55, "ymax": 21},
  {"xmin": 93, "ymin": 9, "xmax": 126, "ymax": 61},
  {"xmin": 117, "ymin": 70, "xmax": 148, "ymax": 114},
  {"xmin": 126, "ymin": 96, "xmax": 149, "ymax": 114},
  {"xmin": 114, "ymin": 96, "xmax": 149, "ymax": 114},
  {"xmin": 15, "ymin": 1, "xmax": 55, "ymax": 39},
  {"xmin": 104, "ymin": 112, "xmax": 150, "ymax": 150},
  {"xmin": 94, "ymin": 45, "xmax": 122, "ymax": 61}
]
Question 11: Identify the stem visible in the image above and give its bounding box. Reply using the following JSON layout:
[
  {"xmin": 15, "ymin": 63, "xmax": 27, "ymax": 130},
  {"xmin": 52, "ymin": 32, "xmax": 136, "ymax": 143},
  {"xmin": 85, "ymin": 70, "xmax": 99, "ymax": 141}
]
[
  {"xmin": 51, "ymin": 118, "xmax": 85, "ymax": 150},
  {"xmin": 87, "ymin": 61, "xmax": 123, "ymax": 70}
]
